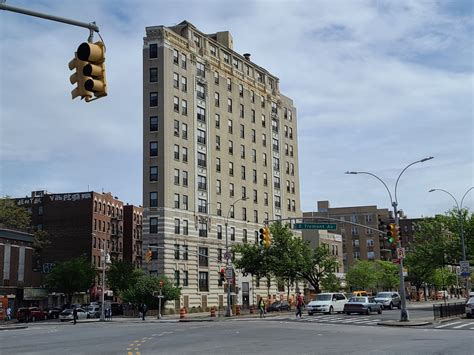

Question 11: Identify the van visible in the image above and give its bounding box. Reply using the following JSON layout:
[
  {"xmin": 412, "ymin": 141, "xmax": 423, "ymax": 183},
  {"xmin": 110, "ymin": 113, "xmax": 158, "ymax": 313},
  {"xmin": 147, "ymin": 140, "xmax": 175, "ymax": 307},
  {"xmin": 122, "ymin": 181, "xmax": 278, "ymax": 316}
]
[
  {"xmin": 352, "ymin": 291, "xmax": 368, "ymax": 297},
  {"xmin": 306, "ymin": 293, "xmax": 348, "ymax": 315}
]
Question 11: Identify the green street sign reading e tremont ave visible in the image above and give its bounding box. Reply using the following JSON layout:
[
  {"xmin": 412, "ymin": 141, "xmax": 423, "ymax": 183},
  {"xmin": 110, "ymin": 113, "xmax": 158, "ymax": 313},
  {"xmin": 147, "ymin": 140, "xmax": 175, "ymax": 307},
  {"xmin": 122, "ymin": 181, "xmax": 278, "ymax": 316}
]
[{"xmin": 293, "ymin": 223, "xmax": 337, "ymax": 230}]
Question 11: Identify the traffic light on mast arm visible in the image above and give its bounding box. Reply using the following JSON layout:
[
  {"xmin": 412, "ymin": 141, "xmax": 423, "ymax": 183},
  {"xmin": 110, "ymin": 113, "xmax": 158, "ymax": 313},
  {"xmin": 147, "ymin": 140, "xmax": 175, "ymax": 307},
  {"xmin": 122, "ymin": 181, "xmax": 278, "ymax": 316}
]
[
  {"xmin": 259, "ymin": 226, "xmax": 271, "ymax": 248},
  {"xmin": 145, "ymin": 248, "xmax": 152, "ymax": 263},
  {"xmin": 386, "ymin": 223, "xmax": 398, "ymax": 246},
  {"xmin": 69, "ymin": 41, "xmax": 107, "ymax": 102}
]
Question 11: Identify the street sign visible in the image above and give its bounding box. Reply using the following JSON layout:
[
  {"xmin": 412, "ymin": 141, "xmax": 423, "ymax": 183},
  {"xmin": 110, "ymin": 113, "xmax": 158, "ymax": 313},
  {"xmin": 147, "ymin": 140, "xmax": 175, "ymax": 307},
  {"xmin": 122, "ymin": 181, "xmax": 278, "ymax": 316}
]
[
  {"xmin": 397, "ymin": 247, "xmax": 406, "ymax": 259},
  {"xmin": 225, "ymin": 266, "xmax": 234, "ymax": 280},
  {"xmin": 293, "ymin": 223, "xmax": 337, "ymax": 230},
  {"xmin": 460, "ymin": 261, "xmax": 470, "ymax": 278},
  {"xmin": 224, "ymin": 251, "xmax": 231, "ymax": 260}
]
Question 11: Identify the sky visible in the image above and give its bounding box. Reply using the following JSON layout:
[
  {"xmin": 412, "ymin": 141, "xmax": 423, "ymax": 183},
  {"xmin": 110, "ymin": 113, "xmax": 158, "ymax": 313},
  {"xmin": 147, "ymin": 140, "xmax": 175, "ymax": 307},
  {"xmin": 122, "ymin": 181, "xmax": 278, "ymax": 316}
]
[{"xmin": 1, "ymin": 0, "xmax": 473, "ymax": 218}]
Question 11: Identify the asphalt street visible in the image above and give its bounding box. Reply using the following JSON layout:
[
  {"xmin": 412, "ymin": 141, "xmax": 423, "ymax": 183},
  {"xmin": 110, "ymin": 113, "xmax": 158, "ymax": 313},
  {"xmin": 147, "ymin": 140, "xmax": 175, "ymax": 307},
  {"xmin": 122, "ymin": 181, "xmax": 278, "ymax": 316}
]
[{"xmin": 1, "ymin": 315, "xmax": 472, "ymax": 355}]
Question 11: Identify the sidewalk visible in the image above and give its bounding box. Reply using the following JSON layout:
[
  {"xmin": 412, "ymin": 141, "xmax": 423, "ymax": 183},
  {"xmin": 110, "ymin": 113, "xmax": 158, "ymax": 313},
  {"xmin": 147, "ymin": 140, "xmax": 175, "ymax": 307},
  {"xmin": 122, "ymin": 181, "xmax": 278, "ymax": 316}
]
[{"xmin": 0, "ymin": 319, "xmax": 28, "ymax": 331}]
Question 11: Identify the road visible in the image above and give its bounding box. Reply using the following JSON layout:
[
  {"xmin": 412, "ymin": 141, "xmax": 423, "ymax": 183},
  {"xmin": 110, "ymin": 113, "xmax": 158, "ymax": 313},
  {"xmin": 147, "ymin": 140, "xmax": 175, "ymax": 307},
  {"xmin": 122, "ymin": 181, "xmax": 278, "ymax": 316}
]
[{"xmin": 1, "ymin": 316, "xmax": 472, "ymax": 355}]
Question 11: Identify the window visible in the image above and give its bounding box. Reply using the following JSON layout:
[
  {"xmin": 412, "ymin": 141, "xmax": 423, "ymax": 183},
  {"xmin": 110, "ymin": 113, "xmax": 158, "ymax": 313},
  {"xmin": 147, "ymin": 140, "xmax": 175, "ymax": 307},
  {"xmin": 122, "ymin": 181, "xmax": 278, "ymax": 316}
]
[
  {"xmin": 174, "ymin": 144, "xmax": 179, "ymax": 160},
  {"xmin": 150, "ymin": 116, "xmax": 158, "ymax": 131},
  {"xmin": 251, "ymin": 129, "xmax": 256, "ymax": 143},
  {"xmin": 251, "ymin": 149, "xmax": 256, "ymax": 163},
  {"xmin": 199, "ymin": 247, "xmax": 209, "ymax": 266},
  {"xmin": 217, "ymin": 225, "xmax": 222, "ymax": 239},
  {"xmin": 240, "ymin": 145, "xmax": 245, "ymax": 159},
  {"xmin": 240, "ymin": 104, "xmax": 244, "ymax": 118},
  {"xmin": 174, "ymin": 169, "xmax": 180, "ymax": 185},
  {"xmin": 290, "ymin": 145, "xmax": 294, "ymax": 157},
  {"xmin": 150, "ymin": 92, "xmax": 158, "ymax": 107},
  {"xmin": 150, "ymin": 142, "xmax": 158, "ymax": 156},
  {"xmin": 182, "ymin": 147, "xmax": 188, "ymax": 162},
  {"xmin": 150, "ymin": 192, "xmax": 158, "ymax": 207},
  {"xmin": 181, "ymin": 76, "xmax": 187, "ymax": 92},
  {"xmin": 223, "ymin": 52, "xmax": 230, "ymax": 64},
  {"xmin": 240, "ymin": 124, "xmax": 245, "ymax": 139},
  {"xmin": 260, "ymin": 95, "xmax": 265, "ymax": 108},
  {"xmin": 173, "ymin": 49, "xmax": 179, "ymax": 64},
  {"xmin": 216, "ymin": 179, "xmax": 221, "ymax": 194},
  {"xmin": 198, "ymin": 198, "xmax": 207, "ymax": 213},
  {"xmin": 228, "ymin": 140, "xmax": 233, "ymax": 155},
  {"xmin": 174, "ymin": 120, "xmax": 180, "ymax": 137},
  {"xmin": 199, "ymin": 222, "xmax": 208, "ymax": 237},
  {"xmin": 274, "ymin": 177, "xmax": 280, "ymax": 189},
  {"xmin": 286, "ymin": 180, "xmax": 290, "ymax": 192},
  {"xmin": 197, "ymin": 107, "xmax": 206, "ymax": 122},
  {"xmin": 194, "ymin": 34, "xmax": 201, "ymax": 48},
  {"xmin": 198, "ymin": 175, "xmax": 207, "ymax": 191},
  {"xmin": 198, "ymin": 152, "xmax": 206, "ymax": 167},
  {"xmin": 239, "ymin": 84, "xmax": 244, "ymax": 97},
  {"xmin": 253, "ymin": 189, "xmax": 258, "ymax": 203},
  {"xmin": 150, "ymin": 68, "xmax": 158, "ymax": 83},
  {"xmin": 273, "ymin": 157, "xmax": 280, "ymax": 171},
  {"xmin": 182, "ymin": 100, "xmax": 187, "ymax": 115},
  {"xmin": 216, "ymin": 157, "xmax": 221, "ymax": 172},
  {"xmin": 273, "ymin": 139, "xmax": 279, "ymax": 152},
  {"xmin": 289, "ymin": 127, "xmax": 293, "ymax": 139},
  {"xmin": 264, "ymin": 192, "xmax": 268, "ymax": 206},
  {"xmin": 173, "ymin": 96, "xmax": 179, "ymax": 112},
  {"xmin": 215, "ymin": 92, "xmax": 220, "ymax": 107},
  {"xmin": 367, "ymin": 251, "xmax": 375, "ymax": 260},
  {"xmin": 230, "ymin": 227, "xmax": 235, "ymax": 241},
  {"xmin": 183, "ymin": 271, "xmax": 188, "ymax": 286},
  {"xmin": 197, "ymin": 129, "xmax": 206, "ymax": 145},
  {"xmin": 215, "ymin": 113, "xmax": 220, "ymax": 128},
  {"xmin": 263, "ymin": 173, "xmax": 268, "ymax": 186},
  {"xmin": 243, "ymin": 229, "xmax": 248, "ymax": 243},
  {"xmin": 227, "ymin": 78, "xmax": 232, "ymax": 91},
  {"xmin": 228, "ymin": 119, "xmax": 233, "ymax": 134},
  {"xmin": 365, "ymin": 214, "xmax": 373, "ymax": 222},
  {"xmin": 150, "ymin": 166, "xmax": 158, "ymax": 181},
  {"xmin": 274, "ymin": 195, "xmax": 281, "ymax": 209},
  {"xmin": 217, "ymin": 203, "xmax": 222, "ymax": 217},
  {"xmin": 229, "ymin": 205, "xmax": 235, "ymax": 219},
  {"xmin": 229, "ymin": 183, "xmax": 234, "ymax": 197},
  {"xmin": 199, "ymin": 272, "xmax": 209, "ymax": 292},
  {"xmin": 149, "ymin": 217, "xmax": 158, "ymax": 234},
  {"xmin": 183, "ymin": 245, "xmax": 189, "ymax": 260},
  {"xmin": 261, "ymin": 114, "xmax": 266, "ymax": 127},
  {"xmin": 291, "ymin": 182, "xmax": 295, "ymax": 194},
  {"xmin": 182, "ymin": 123, "xmax": 188, "ymax": 139},
  {"xmin": 181, "ymin": 53, "xmax": 187, "ymax": 69},
  {"xmin": 149, "ymin": 44, "xmax": 157, "ymax": 58},
  {"xmin": 173, "ymin": 72, "xmax": 179, "ymax": 88},
  {"xmin": 182, "ymin": 195, "xmax": 188, "ymax": 210},
  {"xmin": 291, "ymin": 200, "xmax": 295, "ymax": 212},
  {"xmin": 183, "ymin": 220, "xmax": 188, "ymax": 235},
  {"xmin": 197, "ymin": 62, "xmax": 205, "ymax": 77},
  {"xmin": 253, "ymin": 210, "xmax": 258, "ymax": 223},
  {"xmin": 197, "ymin": 83, "xmax": 205, "ymax": 99},
  {"xmin": 227, "ymin": 98, "xmax": 232, "ymax": 113},
  {"xmin": 291, "ymin": 163, "xmax": 295, "ymax": 175},
  {"xmin": 263, "ymin": 153, "xmax": 267, "ymax": 167},
  {"xmin": 174, "ymin": 270, "xmax": 180, "ymax": 286},
  {"xmin": 242, "ymin": 207, "xmax": 247, "ymax": 221},
  {"xmin": 174, "ymin": 219, "xmax": 180, "ymax": 234},
  {"xmin": 367, "ymin": 239, "xmax": 375, "ymax": 247},
  {"xmin": 241, "ymin": 186, "xmax": 247, "ymax": 199},
  {"xmin": 251, "ymin": 109, "xmax": 256, "ymax": 123},
  {"xmin": 241, "ymin": 165, "xmax": 246, "ymax": 180},
  {"xmin": 214, "ymin": 71, "xmax": 219, "ymax": 85},
  {"xmin": 174, "ymin": 193, "xmax": 180, "ymax": 209},
  {"xmin": 262, "ymin": 133, "xmax": 267, "ymax": 147},
  {"xmin": 229, "ymin": 162, "xmax": 234, "ymax": 176},
  {"xmin": 217, "ymin": 248, "xmax": 222, "ymax": 262}
]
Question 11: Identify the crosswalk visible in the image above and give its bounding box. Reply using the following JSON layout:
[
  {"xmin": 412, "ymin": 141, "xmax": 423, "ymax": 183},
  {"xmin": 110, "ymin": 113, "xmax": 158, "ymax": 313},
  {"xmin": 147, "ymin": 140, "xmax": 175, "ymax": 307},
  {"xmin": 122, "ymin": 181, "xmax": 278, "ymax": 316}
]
[
  {"xmin": 434, "ymin": 321, "xmax": 474, "ymax": 330},
  {"xmin": 262, "ymin": 314, "xmax": 382, "ymax": 326}
]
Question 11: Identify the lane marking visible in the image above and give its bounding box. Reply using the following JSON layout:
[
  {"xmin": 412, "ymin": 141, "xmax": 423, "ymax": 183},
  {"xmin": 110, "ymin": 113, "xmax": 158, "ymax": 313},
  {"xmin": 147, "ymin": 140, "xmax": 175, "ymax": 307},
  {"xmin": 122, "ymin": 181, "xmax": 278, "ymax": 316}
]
[
  {"xmin": 435, "ymin": 321, "xmax": 462, "ymax": 329},
  {"xmin": 452, "ymin": 323, "xmax": 471, "ymax": 329}
]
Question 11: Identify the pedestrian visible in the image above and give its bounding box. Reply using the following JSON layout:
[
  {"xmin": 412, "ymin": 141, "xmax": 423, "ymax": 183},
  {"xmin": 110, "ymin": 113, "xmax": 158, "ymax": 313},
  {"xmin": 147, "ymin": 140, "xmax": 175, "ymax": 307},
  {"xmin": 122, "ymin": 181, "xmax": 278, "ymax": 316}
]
[
  {"xmin": 6, "ymin": 307, "xmax": 12, "ymax": 321},
  {"xmin": 258, "ymin": 297, "xmax": 265, "ymax": 318},
  {"xmin": 73, "ymin": 308, "xmax": 78, "ymax": 325},
  {"xmin": 142, "ymin": 303, "xmax": 147, "ymax": 321},
  {"xmin": 295, "ymin": 292, "xmax": 304, "ymax": 319}
]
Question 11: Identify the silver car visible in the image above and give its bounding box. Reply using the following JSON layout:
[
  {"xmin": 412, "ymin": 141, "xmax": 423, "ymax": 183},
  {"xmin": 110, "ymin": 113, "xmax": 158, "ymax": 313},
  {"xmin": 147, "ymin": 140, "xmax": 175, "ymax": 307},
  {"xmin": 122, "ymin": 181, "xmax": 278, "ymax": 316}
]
[
  {"xmin": 344, "ymin": 296, "xmax": 383, "ymax": 315},
  {"xmin": 466, "ymin": 297, "xmax": 474, "ymax": 318},
  {"xmin": 374, "ymin": 292, "xmax": 401, "ymax": 310}
]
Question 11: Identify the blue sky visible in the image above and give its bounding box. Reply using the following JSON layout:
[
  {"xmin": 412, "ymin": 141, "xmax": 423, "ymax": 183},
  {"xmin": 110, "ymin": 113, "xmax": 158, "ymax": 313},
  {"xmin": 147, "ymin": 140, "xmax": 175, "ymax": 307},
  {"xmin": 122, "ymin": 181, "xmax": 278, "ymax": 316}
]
[{"xmin": 1, "ymin": 0, "xmax": 472, "ymax": 217}]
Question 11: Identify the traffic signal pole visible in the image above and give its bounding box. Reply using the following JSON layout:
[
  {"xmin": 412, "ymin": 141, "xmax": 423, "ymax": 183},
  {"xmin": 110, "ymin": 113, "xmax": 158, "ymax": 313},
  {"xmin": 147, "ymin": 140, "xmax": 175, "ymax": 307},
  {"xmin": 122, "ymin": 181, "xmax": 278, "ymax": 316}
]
[
  {"xmin": 393, "ymin": 201, "xmax": 409, "ymax": 321},
  {"xmin": 0, "ymin": 1, "xmax": 99, "ymax": 34}
]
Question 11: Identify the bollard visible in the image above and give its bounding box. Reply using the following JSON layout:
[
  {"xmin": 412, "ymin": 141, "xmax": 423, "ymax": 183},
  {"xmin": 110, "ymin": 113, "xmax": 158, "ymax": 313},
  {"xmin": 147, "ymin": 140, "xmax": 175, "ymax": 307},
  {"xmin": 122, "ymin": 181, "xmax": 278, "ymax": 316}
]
[
  {"xmin": 210, "ymin": 307, "xmax": 216, "ymax": 317},
  {"xmin": 180, "ymin": 307, "xmax": 186, "ymax": 319},
  {"xmin": 235, "ymin": 305, "xmax": 241, "ymax": 316}
]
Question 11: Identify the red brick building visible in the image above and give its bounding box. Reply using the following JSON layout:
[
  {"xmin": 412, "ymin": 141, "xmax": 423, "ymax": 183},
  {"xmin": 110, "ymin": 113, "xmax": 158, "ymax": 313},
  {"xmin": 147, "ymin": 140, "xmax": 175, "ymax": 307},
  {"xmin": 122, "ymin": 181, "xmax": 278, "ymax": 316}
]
[{"xmin": 123, "ymin": 205, "xmax": 144, "ymax": 268}]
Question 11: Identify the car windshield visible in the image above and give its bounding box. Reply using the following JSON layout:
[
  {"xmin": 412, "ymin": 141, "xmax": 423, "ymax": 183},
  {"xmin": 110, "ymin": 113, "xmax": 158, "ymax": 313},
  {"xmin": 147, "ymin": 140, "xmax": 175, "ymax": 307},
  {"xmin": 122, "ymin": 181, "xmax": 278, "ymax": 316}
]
[
  {"xmin": 349, "ymin": 297, "xmax": 366, "ymax": 303},
  {"xmin": 315, "ymin": 294, "xmax": 332, "ymax": 301},
  {"xmin": 376, "ymin": 293, "xmax": 392, "ymax": 298}
]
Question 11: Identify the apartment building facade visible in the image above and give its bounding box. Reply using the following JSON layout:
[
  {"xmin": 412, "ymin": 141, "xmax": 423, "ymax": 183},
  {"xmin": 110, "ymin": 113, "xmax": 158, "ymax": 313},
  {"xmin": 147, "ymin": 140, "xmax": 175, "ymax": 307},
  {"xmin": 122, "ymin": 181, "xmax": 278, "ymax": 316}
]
[
  {"xmin": 303, "ymin": 201, "xmax": 392, "ymax": 272},
  {"xmin": 142, "ymin": 21, "xmax": 300, "ymax": 309}
]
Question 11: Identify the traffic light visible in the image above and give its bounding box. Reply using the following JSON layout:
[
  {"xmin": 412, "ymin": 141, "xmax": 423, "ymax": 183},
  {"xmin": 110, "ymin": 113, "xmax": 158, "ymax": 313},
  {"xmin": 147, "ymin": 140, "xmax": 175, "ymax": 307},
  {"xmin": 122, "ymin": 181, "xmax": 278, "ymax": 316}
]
[
  {"xmin": 259, "ymin": 226, "xmax": 271, "ymax": 248},
  {"xmin": 219, "ymin": 268, "xmax": 225, "ymax": 283},
  {"xmin": 386, "ymin": 223, "xmax": 396, "ymax": 245},
  {"xmin": 259, "ymin": 227, "xmax": 265, "ymax": 247},
  {"xmin": 145, "ymin": 248, "xmax": 152, "ymax": 263},
  {"xmin": 69, "ymin": 41, "xmax": 107, "ymax": 102}
]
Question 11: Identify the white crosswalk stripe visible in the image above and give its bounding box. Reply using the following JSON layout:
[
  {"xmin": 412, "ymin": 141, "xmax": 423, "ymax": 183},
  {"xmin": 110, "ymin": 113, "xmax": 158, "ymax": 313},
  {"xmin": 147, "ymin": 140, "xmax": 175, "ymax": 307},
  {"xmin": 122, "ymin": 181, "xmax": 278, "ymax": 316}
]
[
  {"xmin": 435, "ymin": 321, "xmax": 462, "ymax": 329},
  {"xmin": 266, "ymin": 314, "xmax": 382, "ymax": 326},
  {"xmin": 452, "ymin": 323, "xmax": 472, "ymax": 329}
]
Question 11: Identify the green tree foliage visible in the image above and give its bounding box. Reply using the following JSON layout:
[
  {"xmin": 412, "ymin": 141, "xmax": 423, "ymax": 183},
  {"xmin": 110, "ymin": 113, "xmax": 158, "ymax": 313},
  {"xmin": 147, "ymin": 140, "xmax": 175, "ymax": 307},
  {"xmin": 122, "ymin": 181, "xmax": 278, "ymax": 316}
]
[
  {"xmin": 298, "ymin": 243, "xmax": 338, "ymax": 294},
  {"xmin": 107, "ymin": 260, "xmax": 144, "ymax": 294},
  {"xmin": 375, "ymin": 260, "xmax": 399, "ymax": 290},
  {"xmin": 321, "ymin": 273, "xmax": 342, "ymax": 292},
  {"xmin": 345, "ymin": 260, "xmax": 377, "ymax": 291},
  {"xmin": 0, "ymin": 197, "xmax": 31, "ymax": 230},
  {"xmin": 430, "ymin": 268, "xmax": 458, "ymax": 290},
  {"xmin": 46, "ymin": 256, "xmax": 96, "ymax": 302},
  {"xmin": 121, "ymin": 274, "xmax": 181, "ymax": 309}
]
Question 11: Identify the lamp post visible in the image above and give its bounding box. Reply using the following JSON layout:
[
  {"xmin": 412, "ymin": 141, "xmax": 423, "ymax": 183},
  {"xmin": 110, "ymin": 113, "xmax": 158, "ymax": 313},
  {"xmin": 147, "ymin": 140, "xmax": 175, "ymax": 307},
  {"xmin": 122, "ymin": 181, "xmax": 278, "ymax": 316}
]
[
  {"xmin": 346, "ymin": 156, "xmax": 433, "ymax": 322},
  {"xmin": 225, "ymin": 196, "xmax": 248, "ymax": 317},
  {"xmin": 429, "ymin": 187, "xmax": 473, "ymax": 296}
]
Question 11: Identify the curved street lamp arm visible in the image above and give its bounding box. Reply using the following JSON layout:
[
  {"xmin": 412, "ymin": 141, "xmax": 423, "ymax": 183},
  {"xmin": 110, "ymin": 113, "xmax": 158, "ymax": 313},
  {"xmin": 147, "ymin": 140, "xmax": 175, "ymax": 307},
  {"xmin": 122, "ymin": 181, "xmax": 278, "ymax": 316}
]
[
  {"xmin": 460, "ymin": 187, "xmax": 474, "ymax": 210},
  {"xmin": 395, "ymin": 157, "xmax": 434, "ymax": 204},
  {"xmin": 346, "ymin": 171, "xmax": 393, "ymax": 205},
  {"xmin": 429, "ymin": 188, "xmax": 460, "ymax": 210}
]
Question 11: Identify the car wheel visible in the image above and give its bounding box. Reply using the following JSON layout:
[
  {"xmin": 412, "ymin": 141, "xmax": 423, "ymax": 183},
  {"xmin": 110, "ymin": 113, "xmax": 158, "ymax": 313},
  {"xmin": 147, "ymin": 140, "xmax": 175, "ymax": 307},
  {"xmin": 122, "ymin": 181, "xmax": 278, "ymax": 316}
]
[
  {"xmin": 397, "ymin": 303, "xmax": 401, "ymax": 309},
  {"xmin": 378, "ymin": 308, "xmax": 382, "ymax": 314},
  {"xmin": 389, "ymin": 303, "xmax": 393, "ymax": 310},
  {"xmin": 346, "ymin": 312, "xmax": 351, "ymax": 315},
  {"xmin": 308, "ymin": 312, "xmax": 313, "ymax": 316},
  {"xmin": 467, "ymin": 313, "xmax": 472, "ymax": 319},
  {"xmin": 366, "ymin": 308, "xmax": 371, "ymax": 315},
  {"xmin": 328, "ymin": 306, "xmax": 334, "ymax": 315}
]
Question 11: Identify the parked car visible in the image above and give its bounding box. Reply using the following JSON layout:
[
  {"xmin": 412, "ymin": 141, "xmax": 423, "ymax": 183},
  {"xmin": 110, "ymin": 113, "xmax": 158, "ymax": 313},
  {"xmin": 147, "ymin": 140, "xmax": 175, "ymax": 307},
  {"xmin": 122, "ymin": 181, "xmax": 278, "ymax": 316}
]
[
  {"xmin": 344, "ymin": 296, "xmax": 382, "ymax": 315},
  {"xmin": 17, "ymin": 307, "xmax": 48, "ymax": 322},
  {"xmin": 307, "ymin": 293, "xmax": 348, "ymax": 315},
  {"xmin": 267, "ymin": 301, "xmax": 290, "ymax": 312},
  {"xmin": 85, "ymin": 305, "xmax": 101, "ymax": 318},
  {"xmin": 374, "ymin": 292, "xmax": 401, "ymax": 310},
  {"xmin": 465, "ymin": 297, "xmax": 474, "ymax": 318},
  {"xmin": 47, "ymin": 307, "xmax": 62, "ymax": 319},
  {"xmin": 59, "ymin": 308, "xmax": 88, "ymax": 322}
]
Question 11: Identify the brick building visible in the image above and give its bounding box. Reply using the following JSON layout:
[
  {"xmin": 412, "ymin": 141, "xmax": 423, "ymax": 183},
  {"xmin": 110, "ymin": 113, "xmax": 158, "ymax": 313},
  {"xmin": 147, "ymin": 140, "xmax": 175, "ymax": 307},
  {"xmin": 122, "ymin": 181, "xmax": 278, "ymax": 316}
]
[{"xmin": 123, "ymin": 205, "xmax": 144, "ymax": 268}]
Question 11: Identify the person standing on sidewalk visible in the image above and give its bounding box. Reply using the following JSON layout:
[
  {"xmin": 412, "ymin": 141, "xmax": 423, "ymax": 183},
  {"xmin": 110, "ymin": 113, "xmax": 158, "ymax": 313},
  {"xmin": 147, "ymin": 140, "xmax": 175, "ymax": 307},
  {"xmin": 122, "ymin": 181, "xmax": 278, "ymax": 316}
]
[
  {"xmin": 6, "ymin": 307, "xmax": 12, "ymax": 321},
  {"xmin": 258, "ymin": 297, "xmax": 265, "ymax": 318},
  {"xmin": 142, "ymin": 303, "xmax": 147, "ymax": 321},
  {"xmin": 295, "ymin": 292, "xmax": 304, "ymax": 319},
  {"xmin": 73, "ymin": 308, "xmax": 78, "ymax": 325}
]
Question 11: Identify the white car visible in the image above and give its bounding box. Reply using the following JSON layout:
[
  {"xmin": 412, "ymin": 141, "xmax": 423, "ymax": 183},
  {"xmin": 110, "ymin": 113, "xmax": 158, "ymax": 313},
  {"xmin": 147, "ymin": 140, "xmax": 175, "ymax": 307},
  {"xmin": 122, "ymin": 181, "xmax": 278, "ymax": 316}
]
[
  {"xmin": 466, "ymin": 297, "xmax": 474, "ymax": 318},
  {"xmin": 59, "ymin": 308, "xmax": 88, "ymax": 322},
  {"xmin": 307, "ymin": 293, "xmax": 348, "ymax": 315}
]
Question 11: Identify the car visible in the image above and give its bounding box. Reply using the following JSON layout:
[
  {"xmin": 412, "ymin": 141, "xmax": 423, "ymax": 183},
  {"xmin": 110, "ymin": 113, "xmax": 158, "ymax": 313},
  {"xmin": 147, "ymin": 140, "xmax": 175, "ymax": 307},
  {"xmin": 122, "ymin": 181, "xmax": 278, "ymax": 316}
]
[
  {"xmin": 466, "ymin": 297, "xmax": 474, "ymax": 318},
  {"xmin": 307, "ymin": 293, "xmax": 348, "ymax": 315},
  {"xmin": 344, "ymin": 296, "xmax": 382, "ymax": 315},
  {"xmin": 267, "ymin": 301, "xmax": 290, "ymax": 312},
  {"xmin": 374, "ymin": 292, "xmax": 401, "ymax": 310},
  {"xmin": 85, "ymin": 305, "xmax": 101, "ymax": 318},
  {"xmin": 59, "ymin": 308, "xmax": 88, "ymax": 322},
  {"xmin": 16, "ymin": 307, "xmax": 48, "ymax": 322},
  {"xmin": 46, "ymin": 307, "xmax": 62, "ymax": 319}
]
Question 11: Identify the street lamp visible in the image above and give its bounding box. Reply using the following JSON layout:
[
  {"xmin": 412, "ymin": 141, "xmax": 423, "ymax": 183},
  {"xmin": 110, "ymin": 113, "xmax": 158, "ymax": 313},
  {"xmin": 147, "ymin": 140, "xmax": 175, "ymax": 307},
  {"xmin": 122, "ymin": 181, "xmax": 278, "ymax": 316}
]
[
  {"xmin": 346, "ymin": 156, "xmax": 434, "ymax": 322},
  {"xmin": 225, "ymin": 196, "xmax": 248, "ymax": 317},
  {"xmin": 429, "ymin": 187, "xmax": 473, "ymax": 296}
]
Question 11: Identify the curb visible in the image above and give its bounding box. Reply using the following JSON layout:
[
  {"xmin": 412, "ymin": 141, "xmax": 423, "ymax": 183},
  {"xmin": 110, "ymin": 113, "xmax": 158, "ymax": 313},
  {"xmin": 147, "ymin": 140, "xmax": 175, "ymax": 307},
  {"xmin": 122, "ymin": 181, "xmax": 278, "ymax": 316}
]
[
  {"xmin": 377, "ymin": 321, "xmax": 432, "ymax": 327},
  {"xmin": 179, "ymin": 318, "xmax": 217, "ymax": 323},
  {"xmin": 0, "ymin": 325, "xmax": 28, "ymax": 331}
]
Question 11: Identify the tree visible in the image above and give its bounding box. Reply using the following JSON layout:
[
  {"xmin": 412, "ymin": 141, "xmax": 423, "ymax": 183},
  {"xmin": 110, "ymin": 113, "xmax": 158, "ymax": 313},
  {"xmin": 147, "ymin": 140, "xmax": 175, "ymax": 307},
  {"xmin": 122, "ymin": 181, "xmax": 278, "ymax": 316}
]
[
  {"xmin": 121, "ymin": 274, "xmax": 181, "ymax": 309},
  {"xmin": 430, "ymin": 268, "xmax": 457, "ymax": 291},
  {"xmin": 46, "ymin": 256, "xmax": 96, "ymax": 303},
  {"xmin": 107, "ymin": 260, "xmax": 144, "ymax": 294},
  {"xmin": 0, "ymin": 197, "xmax": 30, "ymax": 231},
  {"xmin": 321, "ymin": 273, "xmax": 342, "ymax": 292},
  {"xmin": 375, "ymin": 260, "xmax": 399, "ymax": 290},
  {"xmin": 298, "ymin": 244, "xmax": 338, "ymax": 294},
  {"xmin": 345, "ymin": 260, "xmax": 377, "ymax": 291}
]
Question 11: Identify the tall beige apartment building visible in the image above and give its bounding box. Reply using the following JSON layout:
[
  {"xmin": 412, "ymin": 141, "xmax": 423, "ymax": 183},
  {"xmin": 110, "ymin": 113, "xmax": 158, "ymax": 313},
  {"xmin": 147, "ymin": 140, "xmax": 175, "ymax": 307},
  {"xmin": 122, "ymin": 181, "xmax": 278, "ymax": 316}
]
[
  {"xmin": 303, "ymin": 201, "xmax": 392, "ymax": 272},
  {"xmin": 142, "ymin": 21, "xmax": 300, "ymax": 309}
]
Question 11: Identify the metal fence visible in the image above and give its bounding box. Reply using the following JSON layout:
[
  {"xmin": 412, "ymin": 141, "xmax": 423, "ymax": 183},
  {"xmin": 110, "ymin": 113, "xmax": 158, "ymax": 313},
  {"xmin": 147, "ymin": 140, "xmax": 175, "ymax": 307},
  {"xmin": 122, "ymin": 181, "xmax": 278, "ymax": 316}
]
[{"xmin": 433, "ymin": 302, "xmax": 466, "ymax": 319}]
